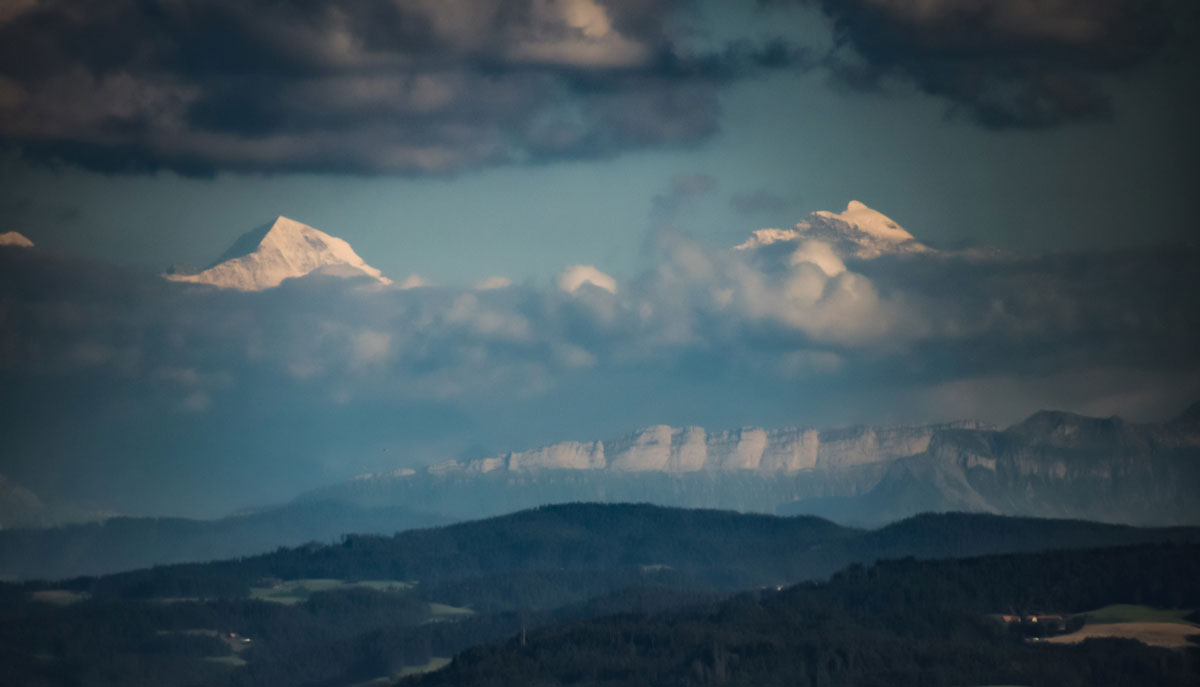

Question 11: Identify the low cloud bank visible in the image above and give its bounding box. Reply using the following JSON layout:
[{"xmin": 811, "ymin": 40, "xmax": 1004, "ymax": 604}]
[{"xmin": 1, "ymin": 205, "xmax": 1197, "ymax": 516}]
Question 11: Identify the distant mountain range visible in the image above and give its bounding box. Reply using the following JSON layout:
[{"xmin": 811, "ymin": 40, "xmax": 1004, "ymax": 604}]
[
  {"xmin": 4, "ymin": 404, "xmax": 1195, "ymax": 581},
  {"xmin": 299, "ymin": 422, "xmax": 987, "ymax": 525},
  {"xmin": 370, "ymin": 420, "xmax": 992, "ymax": 476},
  {"xmin": 311, "ymin": 404, "xmax": 1200, "ymax": 528},
  {"xmin": 783, "ymin": 403, "xmax": 1200, "ymax": 526}
]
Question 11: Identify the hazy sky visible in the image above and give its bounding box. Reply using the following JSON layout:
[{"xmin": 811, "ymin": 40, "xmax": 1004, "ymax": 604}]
[{"xmin": 2, "ymin": 0, "xmax": 1199, "ymax": 519}]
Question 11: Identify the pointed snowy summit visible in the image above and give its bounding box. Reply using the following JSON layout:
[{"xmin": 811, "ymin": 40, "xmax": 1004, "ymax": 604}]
[
  {"xmin": 737, "ymin": 201, "xmax": 931, "ymax": 259},
  {"xmin": 165, "ymin": 216, "xmax": 391, "ymax": 291},
  {"xmin": 0, "ymin": 231, "xmax": 34, "ymax": 248}
]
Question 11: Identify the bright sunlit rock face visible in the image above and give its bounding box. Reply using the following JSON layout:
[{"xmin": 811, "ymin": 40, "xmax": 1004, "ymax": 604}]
[
  {"xmin": 815, "ymin": 200, "xmax": 915, "ymax": 243},
  {"xmin": 164, "ymin": 216, "xmax": 391, "ymax": 290},
  {"xmin": 385, "ymin": 421, "xmax": 989, "ymax": 477},
  {"xmin": 737, "ymin": 201, "xmax": 931, "ymax": 259},
  {"xmin": 0, "ymin": 231, "xmax": 33, "ymax": 248}
]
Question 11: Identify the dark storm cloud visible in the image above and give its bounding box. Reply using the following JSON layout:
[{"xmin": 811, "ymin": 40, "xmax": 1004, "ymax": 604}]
[
  {"xmin": 2, "ymin": 1, "xmax": 1162, "ymax": 175},
  {"xmin": 772, "ymin": 0, "xmax": 1176, "ymax": 128},
  {"xmin": 0, "ymin": 0, "xmax": 808, "ymax": 175}
]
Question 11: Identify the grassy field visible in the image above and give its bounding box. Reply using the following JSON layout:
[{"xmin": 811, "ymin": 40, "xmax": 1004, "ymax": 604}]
[
  {"xmin": 347, "ymin": 657, "xmax": 452, "ymax": 686},
  {"xmin": 1040, "ymin": 605, "xmax": 1200, "ymax": 650},
  {"xmin": 205, "ymin": 655, "xmax": 249, "ymax": 667},
  {"xmin": 427, "ymin": 602, "xmax": 475, "ymax": 619},
  {"xmin": 396, "ymin": 657, "xmax": 452, "ymax": 677},
  {"xmin": 29, "ymin": 589, "xmax": 90, "ymax": 605},
  {"xmin": 353, "ymin": 579, "xmax": 417, "ymax": 592},
  {"xmin": 1045, "ymin": 622, "xmax": 1199, "ymax": 649},
  {"xmin": 1082, "ymin": 604, "xmax": 1195, "ymax": 625},
  {"xmin": 248, "ymin": 578, "xmax": 414, "ymax": 604}
]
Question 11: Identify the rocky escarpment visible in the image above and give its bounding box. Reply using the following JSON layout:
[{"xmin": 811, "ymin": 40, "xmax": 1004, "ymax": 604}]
[
  {"xmin": 786, "ymin": 407, "xmax": 1200, "ymax": 526},
  {"xmin": 411, "ymin": 421, "xmax": 988, "ymax": 477},
  {"xmin": 311, "ymin": 405, "xmax": 1200, "ymax": 527},
  {"xmin": 304, "ymin": 421, "xmax": 990, "ymax": 523}
]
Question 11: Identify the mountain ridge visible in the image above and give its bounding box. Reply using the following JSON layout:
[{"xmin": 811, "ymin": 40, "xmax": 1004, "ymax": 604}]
[
  {"xmin": 785, "ymin": 403, "xmax": 1200, "ymax": 526},
  {"xmin": 322, "ymin": 403, "xmax": 1200, "ymax": 528},
  {"xmin": 164, "ymin": 216, "xmax": 391, "ymax": 290},
  {"xmin": 736, "ymin": 200, "xmax": 933, "ymax": 259},
  {"xmin": 365, "ymin": 420, "xmax": 993, "ymax": 478}
]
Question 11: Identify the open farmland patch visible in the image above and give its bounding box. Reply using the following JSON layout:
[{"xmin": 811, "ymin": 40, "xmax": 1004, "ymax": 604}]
[
  {"xmin": 1044, "ymin": 622, "xmax": 1200, "ymax": 649},
  {"xmin": 249, "ymin": 578, "xmax": 413, "ymax": 604}
]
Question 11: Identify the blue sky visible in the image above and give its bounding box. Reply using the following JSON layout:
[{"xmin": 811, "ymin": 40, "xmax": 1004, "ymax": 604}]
[
  {"xmin": 2, "ymin": 1, "xmax": 1197, "ymax": 284},
  {"xmin": 1, "ymin": 0, "xmax": 1199, "ymax": 519}
]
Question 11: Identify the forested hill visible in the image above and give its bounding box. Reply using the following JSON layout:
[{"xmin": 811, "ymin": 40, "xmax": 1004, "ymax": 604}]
[
  {"xmin": 407, "ymin": 542, "xmax": 1200, "ymax": 687},
  {"xmin": 36, "ymin": 504, "xmax": 859, "ymax": 599},
  {"xmin": 27, "ymin": 504, "xmax": 1200, "ymax": 603}
]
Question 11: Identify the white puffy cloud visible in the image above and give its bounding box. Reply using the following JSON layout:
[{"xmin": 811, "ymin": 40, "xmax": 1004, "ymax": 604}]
[
  {"xmin": 351, "ymin": 330, "xmax": 392, "ymax": 368},
  {"xmin": 398, "ymin": 274, "xmax": 432, "ymax": 290},
  {"xmin": 557, "ymin": 264, "xmax": 618, "ymax": 294},
  {"xmin": 789, "ymin": 240, "xmax": 846, "ymax": 276},
  {"xmin": 735, "ymin": 228, "xmax": 801, "ymax": 251},
  {"xmin": 641, "ymin": 220, "xmax": 916, "ymax": 348}
]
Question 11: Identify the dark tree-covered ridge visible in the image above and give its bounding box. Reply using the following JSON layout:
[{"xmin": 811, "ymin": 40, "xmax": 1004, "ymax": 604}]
[
  {"xmin": 3, "ymin": 504, "xmax": 1199, "ymax": 686},
  {"xmin": 408, "ymin": 542, "xmax": 1200, "ymax": 687}
]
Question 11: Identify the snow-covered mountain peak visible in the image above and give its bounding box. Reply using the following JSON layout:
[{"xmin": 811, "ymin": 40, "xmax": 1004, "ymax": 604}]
[
  {"xmin": 737, "ymin": 201, "xmax": 931, "ymax": 259},
  {"xmin": 814, "ymin": 200, "xmax": 915, "ymax": 243},
  {"xmin": 165, "ymin": 216, "xmax": 391, "ymax": 291},
  {"xmin": 0, "ymin": 231, "xmax": 34, "ymax": 248}
]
